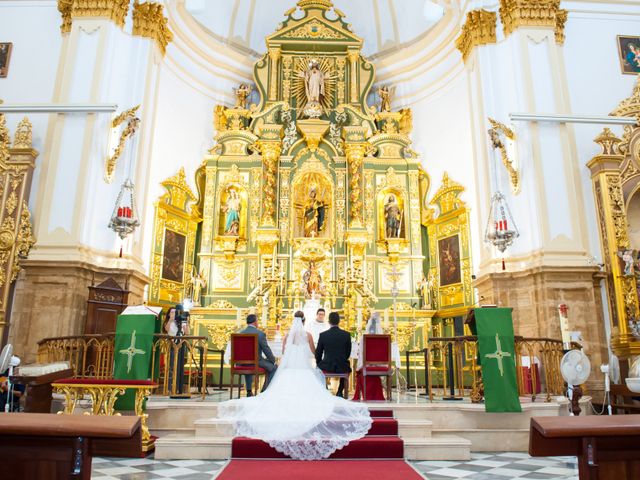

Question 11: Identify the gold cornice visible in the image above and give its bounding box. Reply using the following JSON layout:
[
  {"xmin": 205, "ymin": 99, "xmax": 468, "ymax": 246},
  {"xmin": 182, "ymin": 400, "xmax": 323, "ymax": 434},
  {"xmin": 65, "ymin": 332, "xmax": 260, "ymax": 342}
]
[
  {"xmin": 297, "ymin": 0, "xmax": 334, "ymax": 10},
  {"xmin": 455, "ymin": 10, "xmax": 497, "ymax": 63},
  {"xmin": 610, "ymin": 75, "xmax": 640, "ymax": 118},
  {"xmin": 499, "ymin": 0, "xmax": 567, "ymax": 44},
  {"xmin": 57, "ymin": 0, "xmax": 130, "ymax": 34},
  {"xmin": 133, "ymin": 2, "xmax": 174, "ymax": 56}
]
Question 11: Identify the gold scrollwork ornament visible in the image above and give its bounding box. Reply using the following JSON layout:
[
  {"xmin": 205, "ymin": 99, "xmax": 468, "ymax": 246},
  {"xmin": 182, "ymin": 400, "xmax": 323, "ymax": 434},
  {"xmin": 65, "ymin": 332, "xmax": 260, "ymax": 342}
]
[{"xmin": 105, "ymin": 105, "xmax": 140, "ymax": 184}]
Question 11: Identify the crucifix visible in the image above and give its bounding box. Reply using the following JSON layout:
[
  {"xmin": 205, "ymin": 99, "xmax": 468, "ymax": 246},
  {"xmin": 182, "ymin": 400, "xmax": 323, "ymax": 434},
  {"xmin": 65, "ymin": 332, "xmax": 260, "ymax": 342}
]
[
  {"xmin": 484, "ymin": 333, "xmax": 512, "ymax": 377},
  {"xmin": 119, "ymin": 330, "xmax": 146, "ymax": 373}
]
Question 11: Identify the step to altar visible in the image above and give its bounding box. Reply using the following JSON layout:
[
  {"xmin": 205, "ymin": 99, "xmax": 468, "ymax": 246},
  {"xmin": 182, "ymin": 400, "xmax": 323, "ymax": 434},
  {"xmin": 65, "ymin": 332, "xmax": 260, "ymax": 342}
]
[{"xmin": 153, "ymin": 432, "xmax": 471, "ymax": 461}]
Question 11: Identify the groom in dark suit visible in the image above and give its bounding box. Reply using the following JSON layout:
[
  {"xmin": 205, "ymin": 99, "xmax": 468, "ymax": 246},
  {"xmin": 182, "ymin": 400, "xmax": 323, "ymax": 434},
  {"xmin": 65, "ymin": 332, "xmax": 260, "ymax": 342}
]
[
  {"xmin": 315, "ymin": 312, "xmax": 351, "ymax": 398},
  {"xmin": 240, "ymin": 314, "xmax": 277, "ymax": 396}
]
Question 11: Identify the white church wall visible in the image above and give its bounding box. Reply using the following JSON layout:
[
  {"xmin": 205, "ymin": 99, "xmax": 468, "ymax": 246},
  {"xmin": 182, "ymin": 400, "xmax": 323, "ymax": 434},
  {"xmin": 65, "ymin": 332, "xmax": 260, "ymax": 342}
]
[
  {"xmin": 139, "ymin": 62, "xmax": 219, "ymax": 271},
  {"xmin": 409, "ymin": 72, "xmax": 480, "ymax": 270},
  {"xmin": 0, "ymin": 1, "xmax": 62, "ymax": 215}
]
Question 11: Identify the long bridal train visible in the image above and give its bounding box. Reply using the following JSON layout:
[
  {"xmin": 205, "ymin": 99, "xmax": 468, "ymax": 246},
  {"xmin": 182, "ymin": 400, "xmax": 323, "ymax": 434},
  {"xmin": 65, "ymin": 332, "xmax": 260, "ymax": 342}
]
[{"xmin": 216, "ymin": 317, "xmax": 372, "ymax": 461}]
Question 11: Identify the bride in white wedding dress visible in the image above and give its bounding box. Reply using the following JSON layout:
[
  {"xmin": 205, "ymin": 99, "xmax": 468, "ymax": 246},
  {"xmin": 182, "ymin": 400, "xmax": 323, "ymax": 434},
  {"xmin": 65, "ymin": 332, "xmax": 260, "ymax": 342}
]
[{"xmin": 217, "ymin": 312, "xmax": 372, "ymax": 460}]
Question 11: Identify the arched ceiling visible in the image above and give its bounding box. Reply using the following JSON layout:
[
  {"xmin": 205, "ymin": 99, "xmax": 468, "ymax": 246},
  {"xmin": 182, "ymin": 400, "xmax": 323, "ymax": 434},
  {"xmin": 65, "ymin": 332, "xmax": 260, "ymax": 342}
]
[{"xmin": 183, "ymin": 0, "xmax": 446, "ymax": 58}]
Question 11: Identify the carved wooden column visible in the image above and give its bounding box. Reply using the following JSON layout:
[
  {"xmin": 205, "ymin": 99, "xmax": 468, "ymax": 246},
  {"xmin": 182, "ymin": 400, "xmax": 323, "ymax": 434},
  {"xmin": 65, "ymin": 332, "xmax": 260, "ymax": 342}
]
[
  {"xmin": 256, "ymin": 125, "xmax": 284, "ymax": 228},
  {"xmin": 0, "ymin": 116, "xmax": 36, "ymax": 343},
  {"xmin": 268, "ymin": 46, "xmax": 281, "ymax": 102},
  {"xmin": 588, "ymin": 128, "xmax": 640, "ymax": 357}
]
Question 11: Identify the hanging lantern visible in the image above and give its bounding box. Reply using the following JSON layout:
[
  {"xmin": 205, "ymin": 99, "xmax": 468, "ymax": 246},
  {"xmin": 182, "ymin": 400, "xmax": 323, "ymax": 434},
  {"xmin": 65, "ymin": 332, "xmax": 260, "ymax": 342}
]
[
  {"xmin": 109, "ymin": 179, "xmax": 140, "ymax": 243},
  {"xmin": 484, "ymin": 191, "xmax": 519, "ymax": 269}
]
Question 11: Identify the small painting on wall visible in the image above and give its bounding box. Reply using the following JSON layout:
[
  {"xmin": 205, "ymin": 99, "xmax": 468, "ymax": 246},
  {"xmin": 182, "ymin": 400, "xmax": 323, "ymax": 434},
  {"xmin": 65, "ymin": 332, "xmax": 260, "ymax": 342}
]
[
  {"xmin": 0, "ymin": 43, "xmax": 12, "ymax": 78},
  {"xmin": 617, "ymin": 36, "xmax": 640, "ymax": 74}
]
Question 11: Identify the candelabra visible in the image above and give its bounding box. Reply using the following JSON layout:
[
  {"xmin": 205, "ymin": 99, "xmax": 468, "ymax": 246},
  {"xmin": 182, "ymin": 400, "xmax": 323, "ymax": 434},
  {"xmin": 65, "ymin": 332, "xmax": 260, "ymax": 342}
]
[{"xmin": 484, "ymin": 191, "xmax": 519, "ymax": 269}]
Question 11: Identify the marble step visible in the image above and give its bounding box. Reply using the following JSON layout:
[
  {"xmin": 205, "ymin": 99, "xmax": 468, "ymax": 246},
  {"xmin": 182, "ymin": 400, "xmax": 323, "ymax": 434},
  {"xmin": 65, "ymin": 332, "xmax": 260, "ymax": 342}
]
[
  {"xmin": 192, "ymin": 418, "xmax": 433, "ymax": 439},
  {"xmin": 435, "ymin": 428, "xmax": 530, "ymax": 452},
  {"xmin": 154, "ymin": 433, "xmax": 471, "ymax": 461}
]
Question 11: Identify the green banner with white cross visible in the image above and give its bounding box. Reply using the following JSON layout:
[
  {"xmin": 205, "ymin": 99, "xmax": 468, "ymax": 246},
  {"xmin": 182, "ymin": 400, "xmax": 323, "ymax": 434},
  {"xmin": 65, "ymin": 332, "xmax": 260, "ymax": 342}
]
[
  {"xmin": 113, "ymin": 312, "xmax": 157, "ymax": 410},
  {"xmin": 474, "ymin": 308, "xmax": 522, "ymax": 413}
]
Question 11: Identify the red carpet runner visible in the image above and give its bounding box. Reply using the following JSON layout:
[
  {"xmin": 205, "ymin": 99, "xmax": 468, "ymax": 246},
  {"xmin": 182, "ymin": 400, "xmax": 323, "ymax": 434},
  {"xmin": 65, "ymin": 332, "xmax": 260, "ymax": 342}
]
[
  {"xmin": 215, "ymin": 460, "xmax": 423, "ymax": 480},
  {"xmin": 216, "ymin": 409, "xmax": 422, "ymax": 479}
]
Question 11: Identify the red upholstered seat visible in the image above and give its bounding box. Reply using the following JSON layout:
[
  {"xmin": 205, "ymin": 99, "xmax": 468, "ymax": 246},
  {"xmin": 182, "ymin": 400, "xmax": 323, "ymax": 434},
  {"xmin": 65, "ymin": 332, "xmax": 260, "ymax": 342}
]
[
  {"xmin": 363, "ymin": 334, "xmax": 393, "ymax": 402},
  {"xmin": 230, "ymin": 334, "xmax": 265, "ymax": 399},
  {"xmin": 233, "ymin": 367, "xmax": 267, "ymax": 375}
]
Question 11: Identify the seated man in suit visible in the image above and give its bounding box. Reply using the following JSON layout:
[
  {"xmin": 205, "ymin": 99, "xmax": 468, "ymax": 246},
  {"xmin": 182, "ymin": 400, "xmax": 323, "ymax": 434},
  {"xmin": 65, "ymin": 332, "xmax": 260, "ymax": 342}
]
[
  {"xmin": 315, "ymin": 312, "xmax": 351, "ymax": 398},
  {"xmin": 240, "ymin": 314, "xmax": 277, "ymax": 396}
]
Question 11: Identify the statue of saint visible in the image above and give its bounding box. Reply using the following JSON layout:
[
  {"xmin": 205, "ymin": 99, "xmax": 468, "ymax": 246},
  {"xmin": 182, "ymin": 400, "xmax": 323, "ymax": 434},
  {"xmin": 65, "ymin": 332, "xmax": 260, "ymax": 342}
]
[
  {"xmin": 303, "ymin": 262, "xmax": 322, "ymax": 298},
  {"xmin": 303, "ymin": 187, "xmax": 325, "ymax": 238},
  {"xmin": 234, "ymin": 83, "xmax": 251, "ymax": 109},
  {"xmin": 378, "ymin": 85, "xmax": 392, "ymax": 112},
  {"xmin": 190, "ymin": 267, "xmax": 207, "ymax": 306},
  {"xmin": 222, "ymin": 188, "xmax": 241, "ymax": 236},
  {"xmin": 299, "ymin": 59, "xmax": 325, "ymax": 117},
  {"xmin": 384, "ymin": 194, "xmax": 402, "ymax": 238}
]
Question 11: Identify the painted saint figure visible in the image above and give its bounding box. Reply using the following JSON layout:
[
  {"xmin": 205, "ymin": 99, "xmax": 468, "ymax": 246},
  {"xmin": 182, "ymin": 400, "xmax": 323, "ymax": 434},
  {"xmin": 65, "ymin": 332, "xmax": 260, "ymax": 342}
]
[
  {"xmin": 190, "ymin": 267, "xmax": 207, "ymax": 306},
  {"xmin": 223, "ymin": 188, "xmax": 241, "ymax": 236},
  {"xmin": 303, "ymin": 187, "xmax": 325, "ymax": 238},
  {"xmin": 384, "ymin": 195, "xmax": 402, "ymax": 238}
]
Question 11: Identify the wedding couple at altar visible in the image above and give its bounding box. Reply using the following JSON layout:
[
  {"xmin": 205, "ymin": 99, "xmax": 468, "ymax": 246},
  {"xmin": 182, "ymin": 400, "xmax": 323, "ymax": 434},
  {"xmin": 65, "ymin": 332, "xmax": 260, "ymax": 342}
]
[{"xmin": 218, "ymin": 311, "xmax": 372, "ymax": 460}]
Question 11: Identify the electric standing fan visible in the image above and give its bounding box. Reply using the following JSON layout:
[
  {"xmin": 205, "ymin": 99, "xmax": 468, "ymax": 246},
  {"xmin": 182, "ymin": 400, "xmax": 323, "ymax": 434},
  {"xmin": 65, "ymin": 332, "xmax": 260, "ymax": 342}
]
[
  {"xmin": 0, "ymin": 344, "xmax": 21, "ymax": 412},
  {"xmin": 560, "ymin": 349, "xmax": 591, "ymax": 416}
]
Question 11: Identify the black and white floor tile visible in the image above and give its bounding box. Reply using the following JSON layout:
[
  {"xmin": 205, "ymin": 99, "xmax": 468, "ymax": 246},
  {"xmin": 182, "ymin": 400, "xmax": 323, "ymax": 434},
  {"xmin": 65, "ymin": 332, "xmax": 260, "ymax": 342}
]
[
  {"xmin": 411, "ymin": 452, "xmax": 579, "ymax": 480},
  {"xmin": 91, "ymin": 453, "xmax": 579, "ymax": 479},
  {"xmin": 91, "ymin": 457, "xmax": 225, "ymax": 480}
]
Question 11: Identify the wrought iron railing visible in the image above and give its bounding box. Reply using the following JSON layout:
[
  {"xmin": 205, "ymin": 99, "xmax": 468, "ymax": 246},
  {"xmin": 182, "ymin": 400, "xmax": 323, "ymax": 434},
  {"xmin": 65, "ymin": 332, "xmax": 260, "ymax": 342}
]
[{"xmin": 37, "ymin": 334, "xmax": 208, "ymax": 398}]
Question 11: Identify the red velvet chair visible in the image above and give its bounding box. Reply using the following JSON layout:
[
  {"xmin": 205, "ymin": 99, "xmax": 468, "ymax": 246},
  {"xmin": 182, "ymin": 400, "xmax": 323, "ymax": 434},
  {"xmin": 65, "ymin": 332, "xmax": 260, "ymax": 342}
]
[
  {"xmin": 362, "ymin": 334, "xmax": 393, "ymax": 401},
  {"xmin": 229, "ymin": 334, "xmax": 265, "ymax": 399}
]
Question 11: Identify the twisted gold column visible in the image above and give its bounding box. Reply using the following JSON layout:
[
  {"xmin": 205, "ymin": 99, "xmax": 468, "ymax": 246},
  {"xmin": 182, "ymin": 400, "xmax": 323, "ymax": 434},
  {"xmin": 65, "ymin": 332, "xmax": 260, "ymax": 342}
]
[
  {"xmin": 345, "ymin": 143, "xmax": 367, "ymax": 228},
  {"xmin": 257, "ymin": 140, "xmax": 282, "ymax": 227}
]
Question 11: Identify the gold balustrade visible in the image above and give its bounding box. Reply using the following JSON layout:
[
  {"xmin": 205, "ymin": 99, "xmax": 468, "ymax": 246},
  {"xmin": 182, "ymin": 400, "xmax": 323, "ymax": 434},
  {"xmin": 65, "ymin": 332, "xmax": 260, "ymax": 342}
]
[
  {"xmin": 426, "ymin": 336, "xmax": 575, "ymax": 402},
  {"xmin": 38, "ymin": 334, "xmax": 208, "ymax": 398}
]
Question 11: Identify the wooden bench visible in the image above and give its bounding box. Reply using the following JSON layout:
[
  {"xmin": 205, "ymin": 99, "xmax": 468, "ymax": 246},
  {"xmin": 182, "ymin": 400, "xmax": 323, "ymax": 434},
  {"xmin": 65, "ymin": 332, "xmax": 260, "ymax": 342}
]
[
  {"xmin": 52, "ymin": 378, "xmax": 157, "ymax": 454},
  {"xmin": 0, "ymin": 413, "xmax": 140, "ymax": 479},
  {"xmin": 530, "ymin": 415, "xmax": 640, "ymax": 479}
]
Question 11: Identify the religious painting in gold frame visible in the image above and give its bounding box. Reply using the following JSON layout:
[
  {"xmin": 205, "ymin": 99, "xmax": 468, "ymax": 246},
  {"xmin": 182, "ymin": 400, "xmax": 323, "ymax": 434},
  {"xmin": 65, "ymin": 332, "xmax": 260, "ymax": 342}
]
[
  {"xmin": 426, "ymin": 173, "xmax": 473, "ymax": 313},
  {"xmin": 617, "ymin": 35, "xmax": 640, "ymax": 75},
  {"xmin": 149, "ymin": 168, "xmax": 200, "ymax": 306},
  {"xmin": 438, "ymin": 234, "xmax": 461, "ymax": 286},
  {"xmin": 0, "ymin": 43, "xmax": 12, "ymax": 78}
]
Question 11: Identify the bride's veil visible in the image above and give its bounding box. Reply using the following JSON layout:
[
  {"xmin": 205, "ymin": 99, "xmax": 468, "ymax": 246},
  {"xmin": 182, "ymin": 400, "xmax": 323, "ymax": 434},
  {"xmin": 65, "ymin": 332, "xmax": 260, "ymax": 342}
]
[{"xmin": 279, "ymin": 315, "xmax": 313, "ymax": 370}]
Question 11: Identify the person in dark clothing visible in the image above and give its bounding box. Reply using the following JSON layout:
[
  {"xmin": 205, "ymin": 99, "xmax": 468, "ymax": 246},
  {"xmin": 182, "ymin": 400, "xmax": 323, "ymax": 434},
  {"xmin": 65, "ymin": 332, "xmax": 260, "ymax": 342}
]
[{"xmin": 315, "ymin": 312, "xmax": 351, "ymax": 397}]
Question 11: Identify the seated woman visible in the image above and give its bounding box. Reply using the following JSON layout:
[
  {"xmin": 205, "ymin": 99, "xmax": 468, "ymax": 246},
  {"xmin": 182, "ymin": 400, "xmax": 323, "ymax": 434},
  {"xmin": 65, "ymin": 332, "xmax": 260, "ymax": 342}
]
[{"xmin": 352, "ymin": 312, "xmax": 385, "ymax": 401}]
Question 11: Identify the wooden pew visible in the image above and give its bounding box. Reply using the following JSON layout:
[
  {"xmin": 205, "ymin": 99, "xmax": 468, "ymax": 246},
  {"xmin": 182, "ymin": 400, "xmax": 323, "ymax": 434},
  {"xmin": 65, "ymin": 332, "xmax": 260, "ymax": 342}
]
[
  {"xmin": 0, "ymin": 413, "xmax": 141, "ymax": 480},
  {"xmin": 530, "ymin": 415, "xmax": 640, "ymax": 479}
]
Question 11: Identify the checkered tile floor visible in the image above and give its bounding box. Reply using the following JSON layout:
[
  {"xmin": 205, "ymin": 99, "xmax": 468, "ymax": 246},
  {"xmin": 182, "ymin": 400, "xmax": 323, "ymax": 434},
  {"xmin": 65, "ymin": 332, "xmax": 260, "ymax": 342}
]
[
  {"xmin": 91, "ymin": 457, "xmax": 225, "ymax": 480},
  {"xmin": 91, "ymin": 453, "xmax": 579, "ymax": 479},
  {"xmin": 411, "ymin": 452, "xmax": 579, "ymax": 480}
]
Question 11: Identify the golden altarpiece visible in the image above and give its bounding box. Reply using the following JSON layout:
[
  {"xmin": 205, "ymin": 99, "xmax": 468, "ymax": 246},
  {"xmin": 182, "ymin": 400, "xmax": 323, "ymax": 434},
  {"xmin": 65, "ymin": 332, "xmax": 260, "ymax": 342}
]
[
  {"xmin": 588, "ymin": 76, "xmax": 640, "ymax": 362},
  {"xmin": 148, "ymin": 0, "xmax": 474, "ymax": 362}
]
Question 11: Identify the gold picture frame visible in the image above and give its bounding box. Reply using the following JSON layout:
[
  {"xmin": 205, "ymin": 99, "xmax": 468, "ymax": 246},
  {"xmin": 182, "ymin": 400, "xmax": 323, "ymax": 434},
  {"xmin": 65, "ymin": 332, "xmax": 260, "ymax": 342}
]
[
  {"xmin": 617, "ymin": 35, "xmax": 640, "ymax": 75},
  {"xmin": 0, "ymin": 43, "xmax": 12, "ymax": 78},
  {"xmin": 149, "ymin": 169, "xmax": 201, "ymax": 306}
]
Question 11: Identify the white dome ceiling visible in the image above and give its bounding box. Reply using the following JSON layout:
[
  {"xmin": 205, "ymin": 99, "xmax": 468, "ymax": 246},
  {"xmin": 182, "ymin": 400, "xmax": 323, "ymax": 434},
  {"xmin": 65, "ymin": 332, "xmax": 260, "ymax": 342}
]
[{"xmin": 183, "ymin": 0, "xmax": 446, "ymax": 58}]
